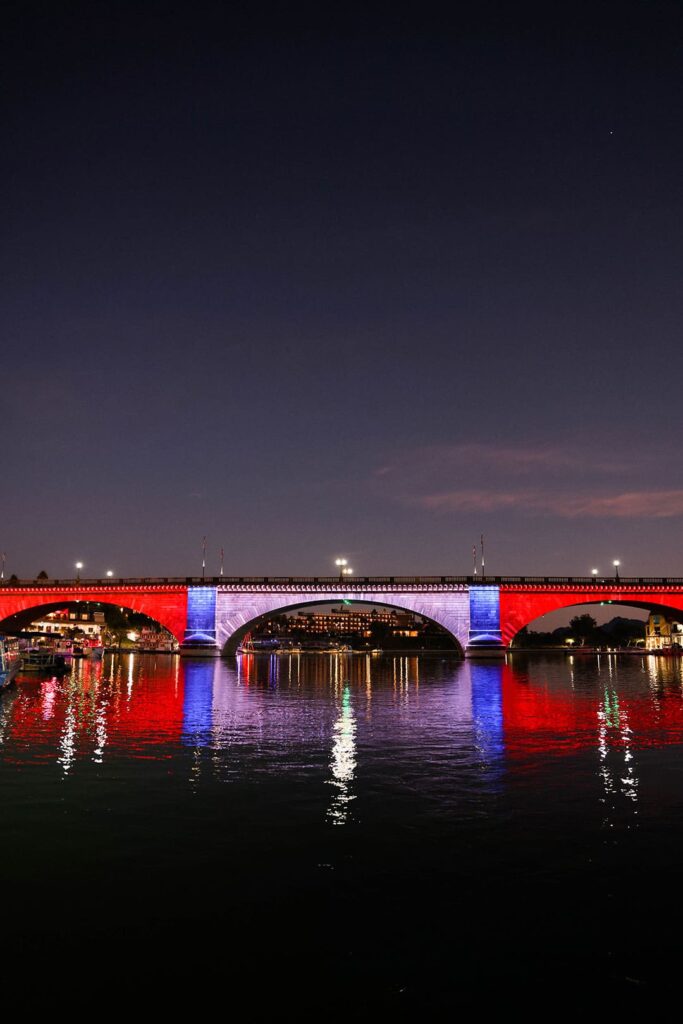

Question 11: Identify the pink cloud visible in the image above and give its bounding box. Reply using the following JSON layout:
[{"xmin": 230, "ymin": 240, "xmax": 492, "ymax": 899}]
[
  {"xmin": 374, "ymin": 441, "xmax": 683, "ymax": 520},
  {"xmin": 375, "ymin": 442, "xmax": 632, "ymax": 481},
  {"xmin": 419, "ymin": 490, "xmax": 531, "ymax": 512},
  {"xmin": 415, "ymin": 488, "xmax": 683, "ymax": 519},
  {"xmin": 552, "ymin": 491, "xmax": 683, "ymax": 518}
]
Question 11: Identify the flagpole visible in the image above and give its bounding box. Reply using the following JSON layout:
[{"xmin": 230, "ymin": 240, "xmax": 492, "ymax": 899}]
[
  {"xmin": 220, "ymin": 547, "xmax": 224, "ymax": 577},
  {"xmin": 481, "ymin": 534, "xmax": 485, "ymax": 580},
  {"xmin": 202, "ymin": 536, "xmax": 206, "ymax": 580}
]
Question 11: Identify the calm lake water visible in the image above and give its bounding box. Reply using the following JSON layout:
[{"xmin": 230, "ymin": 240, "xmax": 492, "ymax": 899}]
[{"xmin": 2, "ymin": 651, "xmax": 683, "ymax": 1007}]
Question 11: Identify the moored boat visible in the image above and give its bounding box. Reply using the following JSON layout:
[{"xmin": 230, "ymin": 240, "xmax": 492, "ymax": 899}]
[
  {"xmin": 0, "ymin": 640, "xmax": 21, "ymax": 691},
  {"xmin": 20, "ymin": 650, "xmax": 71, "ymax": 674}
]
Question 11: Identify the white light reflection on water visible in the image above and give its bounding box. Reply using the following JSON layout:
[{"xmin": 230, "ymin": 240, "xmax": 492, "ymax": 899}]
[
  {"xmin": 597, "ymin": 682, "xmax": 639, "ymax": 830},
  {"xmin": 93, "ymin": 688, "xmax": 108, "ymax": 764},
  {"xmin": 127, "ymin": 654, "xmax": 135, "ymax": 697},
  {"xmin": 326, "ymin": 684, "xmax": 357, "ymax": 825},
  {"xmin": 57, "ymin": 681, "xmax": 77, "ymax": 776},
  {"xmin": 40, "ymin": 678, "xmax": 58, "ymax": 720}
]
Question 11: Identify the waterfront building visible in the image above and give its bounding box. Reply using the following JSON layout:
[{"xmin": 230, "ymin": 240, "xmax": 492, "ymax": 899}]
[
  {"xmin": 645, "ymin": 613, "xmax": 683, "ymax": 651},
  {"xmin": 28, "ymin": 607, "xmax": 105, "ymax": 639},
  {"xmin": 136, "ymin": 626, "xmax": 178, "ymax": 652},
  {"xmin": 259, "ymin": 606, "xmax": 424, "ymax": 642}
]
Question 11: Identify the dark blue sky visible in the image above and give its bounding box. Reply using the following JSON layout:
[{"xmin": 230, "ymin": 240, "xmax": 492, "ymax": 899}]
[{"xmin": 3, "ymin": 1, "xmax": 683, "ymax": 578}]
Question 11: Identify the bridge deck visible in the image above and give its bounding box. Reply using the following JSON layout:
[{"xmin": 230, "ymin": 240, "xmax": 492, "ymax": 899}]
[{"xmin": 1, "ymin": 576, "xmax": 683, "ymax": 588}]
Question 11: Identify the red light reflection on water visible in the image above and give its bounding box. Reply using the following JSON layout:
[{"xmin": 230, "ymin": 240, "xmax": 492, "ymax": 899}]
[
  {"xmin": 3, "ymin": 654, "xmax": 683, "ymax": 772},
  {"xmin": 3, "ymin": 655, "xmax": 184, "ymax": 766},
  {"xmin": 501, "ymin": 657, "xmax": 683, "ymax": 757}
]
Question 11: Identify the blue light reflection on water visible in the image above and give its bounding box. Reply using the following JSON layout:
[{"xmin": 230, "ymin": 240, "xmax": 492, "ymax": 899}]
[
  {"xmin": 470, "ymin": 661, "xmax": 505, "ymax": 762},
  {"xmin": 181, "ymin": 658, "xmax": 215, "ymax": 746}
]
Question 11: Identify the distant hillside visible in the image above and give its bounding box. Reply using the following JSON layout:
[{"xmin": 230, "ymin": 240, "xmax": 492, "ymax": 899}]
[{"xmin": 599, "ymin": 617, "xmax": 646, "ymax": 639}]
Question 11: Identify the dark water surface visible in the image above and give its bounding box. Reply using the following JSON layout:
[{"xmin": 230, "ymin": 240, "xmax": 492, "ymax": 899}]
[{"xmin": 2, "ymin": 651, "xmax": 683, "ymax": 1008}]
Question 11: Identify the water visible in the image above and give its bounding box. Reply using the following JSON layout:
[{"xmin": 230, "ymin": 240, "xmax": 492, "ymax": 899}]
[{"xmin": 2, "ymin": 651, "xmax": 683, "ymax": 1008}]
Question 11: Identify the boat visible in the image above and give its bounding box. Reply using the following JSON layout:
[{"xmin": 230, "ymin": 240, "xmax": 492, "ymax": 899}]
[
  {"xmin": 0, "ymin": 640, "xmax": 21, "ymax": 691},
  {"xmin": 236, "ymin": 633, "xmax": 280, "ymax": 654},
  {"xmin": 20, "ymin": 650, "xmax": 70, "ymax": 674},
  {"xmin": 327, "ymin": 643, "xmax": 352, "ymax": 654}
]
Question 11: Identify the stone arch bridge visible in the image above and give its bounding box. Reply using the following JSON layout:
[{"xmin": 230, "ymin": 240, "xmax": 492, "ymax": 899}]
[{"xmin": 1, "ymin": 575, "xmax": 683, "ymax": 656}]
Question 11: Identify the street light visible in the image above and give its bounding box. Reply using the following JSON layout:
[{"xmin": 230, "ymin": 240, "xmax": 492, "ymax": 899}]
[
  {"xmin": 75, "ymin": 561, "xmax": 83, "ymax": 582},
  {"xmin": 591, "ymin": 568, "xmax": 599, "ymax": 581},
  {"xmin": 335, "ymin": 557, "xmax": 348, "ymax": 581},
  {"xmin": 613, "ymin": 559, "xmax": 620, "ymax": 582},
  {"xmin": 106, "ymin": 570, "xmax": 114, "ymax": 578}
]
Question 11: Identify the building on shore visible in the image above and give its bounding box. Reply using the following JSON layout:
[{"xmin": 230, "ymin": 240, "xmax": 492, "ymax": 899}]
[
  {"xmin": 253, "ymin": 606, "xmax": 455, "ymax": 648},
  {"xmin": 136, "ymin": 626, "xmax": 178, "ymax": 652},
  {"xmin": 28, "ymin": 607, "xmax": 105, "ymax": 641},
  {"xmin": 645, "ymin": 613, "xmax": 683, "ymax": 651},
  {"xmin": 262, "ymin": 606, "xmax": 419, "ymax": 638}
]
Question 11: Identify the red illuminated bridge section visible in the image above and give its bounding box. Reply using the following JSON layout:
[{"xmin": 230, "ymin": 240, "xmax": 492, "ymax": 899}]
[
  {"xmin": 0, "ymin": 584, "xmax": 188, "ymax": 641},
  {"xmin": 499, "ymin": 584, "xmax": 683, "ymax": 646}
]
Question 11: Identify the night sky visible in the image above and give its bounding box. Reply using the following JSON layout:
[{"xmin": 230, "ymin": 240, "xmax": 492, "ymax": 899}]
[{"xmin": 3, "ymin": 1, "xmax": 683, "ymax": 579}]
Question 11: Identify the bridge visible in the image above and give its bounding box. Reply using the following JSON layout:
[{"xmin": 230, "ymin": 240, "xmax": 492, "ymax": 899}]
[{"xmin": 2, "ymin": 575, "xmax": 683, "ymax": 656}]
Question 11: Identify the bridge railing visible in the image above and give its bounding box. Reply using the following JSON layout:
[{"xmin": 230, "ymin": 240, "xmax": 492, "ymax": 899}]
[{"xmin": 3, "ymin": 576, "xmax": 683, "ymax": 587}]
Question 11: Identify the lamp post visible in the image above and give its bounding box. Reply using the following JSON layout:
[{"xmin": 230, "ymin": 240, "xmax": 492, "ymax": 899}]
[
  {"xmin": 106, "ymin": 570, "xmax": 114, "ymax": 578},
  {"xmin": 335, "ymin": 557, "xmax": 348, "ymax": 582},
  {"xmin": 591, "ymin": 568, "xmax": 599, "ymax": 582},
  {"xmin": 613, "ymin": 560, "xmax": 620, "ymax": 582},
  {"xmin": 75, "ymin": 561, "xmax": 84, "ymax": 583}
]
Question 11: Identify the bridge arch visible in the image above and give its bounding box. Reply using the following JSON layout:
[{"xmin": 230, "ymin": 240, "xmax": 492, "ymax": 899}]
[
  {"xmin": 0, "ymin": 586, "xmax": 188, "ymax": 642},
  {"xmin": 500, "ymin": 587, "xmax": 683, "ymax": 647},
  {"xmin": 215, "ymin": 590, "xmax": 469, "ymax": 655}
]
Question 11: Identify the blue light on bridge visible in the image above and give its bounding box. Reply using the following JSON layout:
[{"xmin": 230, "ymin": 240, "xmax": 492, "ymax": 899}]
[
  {"xmin": 468, "ymin": 586, "xmax": 503, "ymax": 648},
  {"xmin": 183, "ymin": 586, "xmax": 217, "ymax": 645}
]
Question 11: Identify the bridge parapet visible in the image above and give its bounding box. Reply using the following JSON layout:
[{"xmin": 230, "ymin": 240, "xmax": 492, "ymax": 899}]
[{"xmin": 3, "ymin": 575, "xmax": 683, "ymax": 588}]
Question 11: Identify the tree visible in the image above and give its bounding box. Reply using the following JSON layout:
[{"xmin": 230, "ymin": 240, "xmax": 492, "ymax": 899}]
[
  {"xmin": 370, "ymin": 620, "xmax": 392, "ymax": 646},
  {"xmin": 36, "ymin": 570, "xmax": 48, "ymax": 580},
  {"xmin": 569, "ymin": 614, "xmax": 598, "ymax": 646}
]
